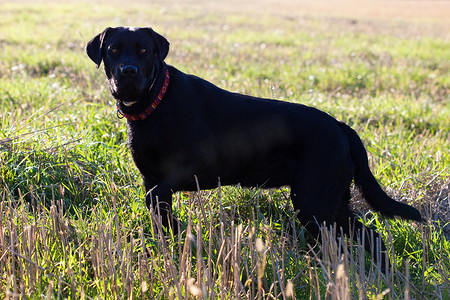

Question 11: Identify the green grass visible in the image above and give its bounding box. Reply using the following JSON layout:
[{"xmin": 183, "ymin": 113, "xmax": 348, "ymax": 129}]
[{"xmin": 1, "ymin": 0, "xmax": 449, "ymax": 299}]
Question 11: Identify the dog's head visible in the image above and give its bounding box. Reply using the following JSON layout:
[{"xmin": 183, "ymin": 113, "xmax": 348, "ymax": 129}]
[{"xmin": 86, "ymin": 26, "xmax": 169, "ymax": 106}]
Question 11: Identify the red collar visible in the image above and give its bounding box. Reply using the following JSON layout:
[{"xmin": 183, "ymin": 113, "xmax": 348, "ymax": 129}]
[{"xmin": 117, "ymin": 69, "xmax": 170, "ymax": 121}]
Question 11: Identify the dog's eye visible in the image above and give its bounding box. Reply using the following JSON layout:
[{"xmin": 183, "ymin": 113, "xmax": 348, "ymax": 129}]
[
  {"xmin": 139, "ymin": 48, "xmax": 147, "ymax": 54},
  {"xmin": 109, "ymin": 47, "xmax": 119, "ymax": 54}
]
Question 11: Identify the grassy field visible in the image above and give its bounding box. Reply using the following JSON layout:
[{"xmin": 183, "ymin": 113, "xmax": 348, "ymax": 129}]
[{"xmin": 0, "ymin": 0, "xmax": 449, "ymax": 298}]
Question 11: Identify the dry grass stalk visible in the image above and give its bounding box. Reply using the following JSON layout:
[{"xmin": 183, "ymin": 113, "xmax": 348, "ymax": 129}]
[{"xmin": 0, "ymin": 182, "xmax": 432, "ymax": 299}]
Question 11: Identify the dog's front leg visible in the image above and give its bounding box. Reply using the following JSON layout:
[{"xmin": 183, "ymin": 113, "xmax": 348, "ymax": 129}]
[{"xmin": 144, "ymin": 181, "xmax": 180, "ymax": 234}]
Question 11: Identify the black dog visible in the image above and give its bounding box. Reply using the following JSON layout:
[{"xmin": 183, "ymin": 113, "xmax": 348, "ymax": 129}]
[{"xmin": 86, "ymin": 26, "xmax": 421, "ymax": 267}]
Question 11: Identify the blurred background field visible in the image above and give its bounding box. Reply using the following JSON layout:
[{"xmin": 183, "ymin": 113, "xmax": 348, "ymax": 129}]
[{"xmin": 0, "ymin": 0, "xmax": 448, "ymax": 298}]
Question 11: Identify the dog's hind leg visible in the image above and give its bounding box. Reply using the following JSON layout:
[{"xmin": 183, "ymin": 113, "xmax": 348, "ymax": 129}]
[
  {"xmin": 290, "ymin": 171, "xmax": 387, "ymax": 271},
  {"xmin": 335, "ymin": 198, "xmax": 388, "ymax": 271},
  {"xmin": 289, "ymin": 173, "xmax": 343, "ymax": 245}
]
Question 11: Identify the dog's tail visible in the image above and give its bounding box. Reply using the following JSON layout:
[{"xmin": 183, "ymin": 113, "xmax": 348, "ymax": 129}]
[{"xmin": 340, "ymin": 122, "xmax": 422, "ymax": 221}]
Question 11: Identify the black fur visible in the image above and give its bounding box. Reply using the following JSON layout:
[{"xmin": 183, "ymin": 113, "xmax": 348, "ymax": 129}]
[{"xmin": 86, "ymin": 26, "xmax": 422, "ymax": 269}]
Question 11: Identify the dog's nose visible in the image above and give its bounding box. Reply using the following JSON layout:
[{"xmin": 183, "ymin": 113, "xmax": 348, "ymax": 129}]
[{"xmin": 120, "ymin": 65, "xmax": 138, "ymax": 76}]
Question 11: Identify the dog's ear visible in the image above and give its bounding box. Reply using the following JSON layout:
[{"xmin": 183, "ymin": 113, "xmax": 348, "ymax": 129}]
[
  {"xmin": 86, "ymin": 27, "xmax": 112, "ymax": 68},
  {"xmin": 145, "ymin": 27, "xmax": 170, "ymax": 60}
]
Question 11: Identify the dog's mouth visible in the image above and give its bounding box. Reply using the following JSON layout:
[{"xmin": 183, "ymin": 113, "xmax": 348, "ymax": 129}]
[
  {"xmin": 112, "ymin": 77, "xmax": 140, "ymax": 91},
  {"xmin": 109, "ymin": 65, "xmax": 159, "ymax": 107},
  {"xmin": 121, "ymin": 99, "xmax": 138, "ymax": 107},
  {"xmin": 109, "ymin": 77, "xmax": 145, "ymax": 104}
]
